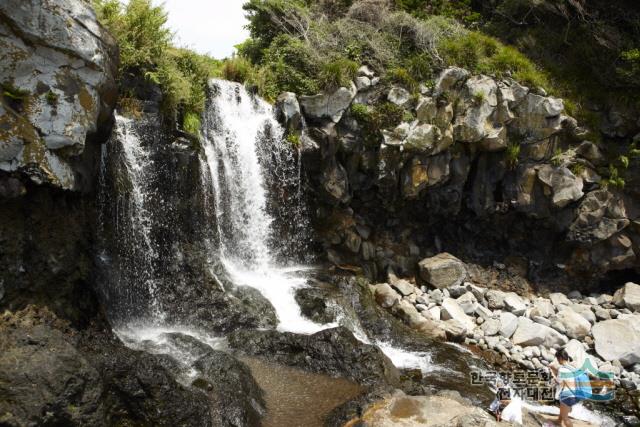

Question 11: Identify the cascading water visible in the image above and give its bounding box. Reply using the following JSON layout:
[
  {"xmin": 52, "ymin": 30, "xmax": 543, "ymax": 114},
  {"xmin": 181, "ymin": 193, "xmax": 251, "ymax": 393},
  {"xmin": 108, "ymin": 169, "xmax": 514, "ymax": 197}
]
[
  {"xmin": 200, "ymin": 79, "xmax": 327, "ymax": 334},
  {"xmin": 97, "ymin": 113, "xmax": 164, "ymax": 324}
]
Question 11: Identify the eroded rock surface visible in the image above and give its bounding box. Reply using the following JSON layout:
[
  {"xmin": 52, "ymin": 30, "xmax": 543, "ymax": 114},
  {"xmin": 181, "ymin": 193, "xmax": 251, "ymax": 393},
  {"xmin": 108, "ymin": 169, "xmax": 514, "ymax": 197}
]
[{"xmin": 0, "ymin": 0, "xmax": 118, "ymax": 190}]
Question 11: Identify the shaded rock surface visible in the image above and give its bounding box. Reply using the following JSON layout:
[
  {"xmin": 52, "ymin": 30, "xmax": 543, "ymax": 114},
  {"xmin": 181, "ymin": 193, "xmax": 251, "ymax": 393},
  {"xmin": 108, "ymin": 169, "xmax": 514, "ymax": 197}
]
[{"xmin": 0, "ymin": 307, "xmax": 212, "ymax": 427}]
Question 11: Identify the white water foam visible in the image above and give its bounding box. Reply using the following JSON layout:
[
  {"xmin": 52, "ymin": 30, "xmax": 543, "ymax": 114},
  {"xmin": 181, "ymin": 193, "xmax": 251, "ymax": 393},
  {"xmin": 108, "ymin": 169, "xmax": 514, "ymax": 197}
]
[{"xmin": 200, "ymin": 80, "xmax": 333, "ymax": 334}]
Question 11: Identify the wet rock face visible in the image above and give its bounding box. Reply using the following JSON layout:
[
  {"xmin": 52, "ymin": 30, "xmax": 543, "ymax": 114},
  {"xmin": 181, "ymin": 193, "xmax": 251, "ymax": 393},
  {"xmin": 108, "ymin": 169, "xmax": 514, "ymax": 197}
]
[
  {"xmin": 290, "ymin": 66, "xmax": 640, "ymax": 284},
  {"xmin": 0, "ymin": 0, "xmax": 118, "ymax": 190},
  {"xmin": 227, "ymin": 326, "xmax": 400, "ymax": 387},
  {"xmin": 0, "ymin": 308, "xmax": 212, "ymax": 427},
  {"xmin": 192, "ymin": 351, "xmax": 266, "ymax": 426}
]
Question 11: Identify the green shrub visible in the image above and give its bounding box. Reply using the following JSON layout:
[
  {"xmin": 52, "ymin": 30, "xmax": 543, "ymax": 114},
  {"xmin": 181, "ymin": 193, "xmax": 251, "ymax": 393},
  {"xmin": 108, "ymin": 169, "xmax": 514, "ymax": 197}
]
[
  {"xmin": 318, "ymin": 57, "xmax": 358, "ymax": 90},
  {"xmin": 374, "ymin": 102, "xmax": 405, "ymax": 129},
  {"xmin": 94, "ymin": 0, "xmax": 171, "ymax": 72},
  {"xmin": 472, "ymin": 90, "xmax": 485, "ymax": 105},
  {"xmin": 570, "ymin": 162, "xmax": 585, "ymax": 176},
  {"xmin": 94, "ymin": 0, "xmax": 218, "ymax": 124},
  {"xmin": 182, "ymin": 111, "xmax": 201, "ymax": 135},
  {"xmin": 603, "ymin": 164, "xmax": 625, "ymax": 189},
  {"xmin": 252, "ymin": 34, "xmax": 320, "ymax": 101},
  {"xmin": 286, "ymin": 133, "xmax": 301, "ymax": 147},
  {"xmin": 505, "ymin": 142, "xmax": 520, "ymax": 169},
  {"xmin": 45, "ymin": 90, "xmax": 58, "ymax": 106},
  {"xmin": 385, "ymin": 67, "xmax": 418, "ymax": 91},
  {"xmin": 350, "ymin": 103, "xmax": 372, "ymax": 122},
  {"xmin": 441, "ymin": 31, "xmax": 549, "ymax": 89},
  {"xmin": 220, "ymin": 56, "xmax": 255, "ymax": 83},
  {"xmin": 551, "ymin": 148, "xmax": 563, "ymax": 166}
]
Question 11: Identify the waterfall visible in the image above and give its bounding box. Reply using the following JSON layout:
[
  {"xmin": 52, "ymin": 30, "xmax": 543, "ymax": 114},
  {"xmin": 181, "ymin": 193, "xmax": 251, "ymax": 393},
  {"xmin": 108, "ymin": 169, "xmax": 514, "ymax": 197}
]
[
  {"xmin": 97, "ymin": 113, "xmax": 165, "ymax": 325},
  {"xmin": 200, "ymin": 80, "xmax": 324, "ymax": 334}
]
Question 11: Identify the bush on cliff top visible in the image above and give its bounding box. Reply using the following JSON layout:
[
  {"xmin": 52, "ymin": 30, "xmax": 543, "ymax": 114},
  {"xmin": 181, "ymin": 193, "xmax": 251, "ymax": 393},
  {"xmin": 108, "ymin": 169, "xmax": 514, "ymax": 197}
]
[
  {"xmin": 239, "ymin": 0, "xmax": 550, "ymax": 101},
  {"xmin": 93, "ymin": 0, "xmax": 220, "ymax": 133}
]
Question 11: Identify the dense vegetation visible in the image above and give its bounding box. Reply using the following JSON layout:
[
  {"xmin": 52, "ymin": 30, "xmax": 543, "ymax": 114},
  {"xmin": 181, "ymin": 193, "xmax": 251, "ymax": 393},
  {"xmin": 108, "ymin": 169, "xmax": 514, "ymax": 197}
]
[
  {"xmin": 232, "ymin": 0, "xmax": 550, "ymax": 102},
  {"xmin": 93, "ymin": 0, "xmax": 221, "ymax": 133}
]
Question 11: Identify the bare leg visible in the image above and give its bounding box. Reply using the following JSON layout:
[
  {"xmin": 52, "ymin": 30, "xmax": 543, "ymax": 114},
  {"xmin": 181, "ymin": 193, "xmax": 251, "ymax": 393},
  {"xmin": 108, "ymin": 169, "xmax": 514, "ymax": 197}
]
[{"xmin": 560, "ymin": 404, "xmax": 574, "ymax": 427}]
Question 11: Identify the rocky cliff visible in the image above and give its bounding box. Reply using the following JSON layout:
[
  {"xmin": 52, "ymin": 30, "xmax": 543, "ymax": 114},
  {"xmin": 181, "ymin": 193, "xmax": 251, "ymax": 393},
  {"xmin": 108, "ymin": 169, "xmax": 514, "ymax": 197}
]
[
  {"xmin": 0, "ymin": 0, "xmax": 118, "ymax": 324},
  {"xmin": 280, "ymin": 66, "xmax": 640, "ymax": 292}
]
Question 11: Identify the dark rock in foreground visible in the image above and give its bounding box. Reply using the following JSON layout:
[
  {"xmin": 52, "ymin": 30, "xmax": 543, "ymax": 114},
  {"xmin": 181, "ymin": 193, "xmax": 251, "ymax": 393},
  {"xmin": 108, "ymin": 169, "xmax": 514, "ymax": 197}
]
[{"xmin": 228, "ymin": 326, "xmax": 400, "ymax": 388}]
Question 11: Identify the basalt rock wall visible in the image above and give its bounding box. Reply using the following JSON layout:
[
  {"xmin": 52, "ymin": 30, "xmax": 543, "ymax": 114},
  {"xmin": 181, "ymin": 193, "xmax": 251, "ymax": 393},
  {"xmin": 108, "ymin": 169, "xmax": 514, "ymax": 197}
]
[{"xmin": 282, "ymin": 66, "xmax": 640, "ymax": 292}]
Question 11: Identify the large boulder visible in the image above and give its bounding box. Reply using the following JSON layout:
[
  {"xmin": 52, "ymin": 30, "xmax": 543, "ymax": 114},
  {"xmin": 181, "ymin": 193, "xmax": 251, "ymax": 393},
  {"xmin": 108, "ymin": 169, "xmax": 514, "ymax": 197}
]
[
  {"xmin": 0, "ymin": 0, "xmax": 118, "ymax": 190},
  {"xmin": 0, "ymin": 309, "xmax": 212, "ymax": 427},
  {"xmin": 441, "ymin": 298, "xmax": 476, "ymax": 332},
  {"xmin": 374, "ymin": 283, "xmax": 401, "ymax": 308},
  {"xmin": 537, "ymin": 165, "xmax": 584, "ymax": 208},
  {"xmin": 513, "ymin": 93, "xmax": 564, "ymax": 139},
  {"xmin": 434, "ymin": 67, "xmax": 470, "ymax": 97},
  {"xmin": 503, "ymin": 292, "xmax": 527, "ymax": 316},
  {"xmin": 299, "ymin": 83, "xmax": 356, "ymax": 123},
  {"xmin": 485, "ymin": 290, "xmax": 507, "ymax": 310},
  {"xmin": 453, "ymin": 75, "xmax": 499, "ymax": 143},
  {"xmin": 612, "ymin": 282, "xmax": 640, "ymax": 312},
  {"xmin": 564, "ymin": 339, "xmax": 599, "ymax": 371},
  {"xmin": 499, "ymin": 312, "xmax": 518, "ymax": 338},
  {"xmin": 275, "ymin": 92, "xmax": 301, "ymax": 131},
  {"xmin": 567, "ymin": 189, "xmax": 629, "ymax": 245},
  {"xmin": 555, "ymin": 308, "xmax": 592, "ymax": 339},
  {"xmin": 531, "ymin": 298, "xmax": 555, "ymax": 318},
  {"xmin": 418, "ymin": 253, "xmax": 467, "ymax": 289},
  {"xmin": 592, "ymin": 319, "xmax": 640, "ymax": 366},
  {"xmin": 192, "ymin": 351, "xmax": 265, "ymax": 426},
  {"xmin": 512, "ymin": 317, "xmax": 568, "ymax": 348}
]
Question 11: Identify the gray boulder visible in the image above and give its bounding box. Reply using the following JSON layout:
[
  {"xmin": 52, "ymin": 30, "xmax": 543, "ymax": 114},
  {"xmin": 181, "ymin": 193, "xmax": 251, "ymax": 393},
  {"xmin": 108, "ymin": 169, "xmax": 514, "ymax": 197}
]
[
  {"xmin": 503, "ymin": 293, "xmax": 527, "ymax": 316},
  {"xmin": 374, "ymin": 283, "xmax": 400, "ymax": 308},
  {"xmin": 456, "ymin": 292, "xmax": 478, "ymax": 315},
  {"xmin": 531, "ymin": 298, "xmax": 555, "ymax": 318},
  {"xmin": 556, "ymin": 308, "xmax": 592, "ymax": 339},
  {"xmin": 567, "ymin": 189, "xmax": 629, "ymax": 245},
  {"xmin": 592, "ymin": 319, "xmax": 640, "ymax": 366},
  {"xmin": 613, "ymin": 282, "xmax": 640, "ymax": 312},
  {"xmin": 513, "ymin": 93, "xmax": 564, "ymax": 139},
  {"xmin": 387, "ymin": 86, "xmax": 410, "ymax": 106},
  {"xmin": 275, "ymin": 92, "xmax": 301, "ymax": 131},
  {"xmin": 512, "ymin": 317, "xmax": 568, "ymax": 347},
  {"xmin": 485, "ymin": 290, "xmax": 507, "ymax": 310},
  {"xmin": 441, "ymin": 298, "xmax": 476, "ymax": 332},
  {"xmin": 299, "ymin": 83, "xmax": 356, "ymax": 123},
  {"xmin": 499, "ymin": 312, "xmax": 518, "ymax": 338},
  {"xmin": 418, "ymin": 253, "xmax": 467, "ymax": 289},
  {"xmin": 434, "ymin": 67, "xmax": 469, "ymax": 97},
  {"xmin": 481, "ymin": 318, "xmax": 501, "ymax": 336},
  {"xmin": 549, "ymin": 293, "xmax": 571, "ymax": 306},
  {"xmin": 537, "ymin": 165, "xmax": 584, "ymax": 208}
]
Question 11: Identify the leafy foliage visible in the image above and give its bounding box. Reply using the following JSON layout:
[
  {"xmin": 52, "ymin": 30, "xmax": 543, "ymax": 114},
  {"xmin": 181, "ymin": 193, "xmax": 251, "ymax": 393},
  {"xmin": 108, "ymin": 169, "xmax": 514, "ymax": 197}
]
[
  {"xmin": 318, "ymin": 57, "xmax": 359, "ymax": 90},
  {"xmin": 350, "ymin": 102, "xmax": 405, "ymax": 145},
  {"xmin": 94, "ymin": 0, "xmax": 220, "ymax": 132},
  {"xmin": 440, "ymin": 31, "xmax": 548, "ymax": 88},
  {"xmin": 505, "ymin": 141, "xmax": 520, "ymax": 169},
  {"xmin": 238, "ymin": 0, "xmax": 550, "ymax": 104}
]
